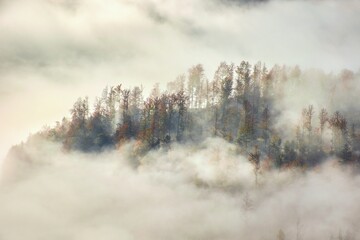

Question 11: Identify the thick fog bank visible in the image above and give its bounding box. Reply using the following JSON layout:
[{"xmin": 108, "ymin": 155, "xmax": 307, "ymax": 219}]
[
  {"xmin": 1, "ymin": 0, "xmax": 360, "ymax": 159},
  {"xmin": 1, "ymin": 138, "xmax": 359, "ymax": 240}
]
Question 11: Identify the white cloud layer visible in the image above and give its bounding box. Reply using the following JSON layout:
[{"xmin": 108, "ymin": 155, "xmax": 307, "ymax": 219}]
[
  {"xmin": 1, "ymin": 0, "xmax": 360, "ymax": 158},
  {"xmin": 1, "ymin": 138, "xmax": 360, "ymax": 240}
]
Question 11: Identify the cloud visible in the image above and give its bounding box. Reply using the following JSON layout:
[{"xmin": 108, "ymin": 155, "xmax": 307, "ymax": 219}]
[
  {"xmin": 1, "ymin": 137, "xmax": 360, "ymax": 240},
  {"xmin": 271, "ymin": 69, "xmax": 360, "ymax": 141},
  {"xmin": 0, "ymin": 0, "xmax": 360, "ymax": 159},
  {"xmin": 0, "ymin": 1, "xmax": 359, "ymax": 238}
]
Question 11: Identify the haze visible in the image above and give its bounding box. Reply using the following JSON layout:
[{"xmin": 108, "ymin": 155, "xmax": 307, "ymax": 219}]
[{"xmin": 1, "ymin": 0, "xmax": 360, "ymax": 159}]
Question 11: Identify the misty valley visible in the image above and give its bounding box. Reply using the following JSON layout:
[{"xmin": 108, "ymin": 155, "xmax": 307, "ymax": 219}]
[{"xmin": 2, "ymin": 61, "xmax": 360, "ymax": 240}]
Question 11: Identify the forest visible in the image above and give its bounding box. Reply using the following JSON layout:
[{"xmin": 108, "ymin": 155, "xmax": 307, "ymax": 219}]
[
  {"xmin": 2, "ymin": 0, "xmax": 360, "ymax": 239},
  {"xmin": 36, "ymin": 61, "xmax": 360, "ymax": 170}
]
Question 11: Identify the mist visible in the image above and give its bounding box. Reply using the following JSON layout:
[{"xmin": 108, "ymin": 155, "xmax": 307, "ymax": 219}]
[
  {"xmin": 1, "ymin": 0, "xmax": 360, "ymax": 159},
  {"xmin": 272, "ymin": 68, "xmax": 360, "ymax": 141},
  {"xmin": 1, "ymin": 137, "xmax": 359, "ymax": 240},
  {"xmin": 1, "ymin": 0, "xmax": 360, "ymax": 239}
]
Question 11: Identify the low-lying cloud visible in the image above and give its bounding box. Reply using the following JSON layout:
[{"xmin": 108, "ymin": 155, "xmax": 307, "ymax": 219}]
[
  {"xmin": 1, "ymin": 0, "xmax": 360, "ymax": 159},
  {"xmin": 1, "ymin": 137, "xmax": 360, "ymax": 240}
]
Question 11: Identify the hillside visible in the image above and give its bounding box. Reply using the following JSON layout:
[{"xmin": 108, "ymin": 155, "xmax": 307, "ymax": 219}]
[{"xmin": 27, "ymin": 62, "xmax": 360, "ymax": 170}]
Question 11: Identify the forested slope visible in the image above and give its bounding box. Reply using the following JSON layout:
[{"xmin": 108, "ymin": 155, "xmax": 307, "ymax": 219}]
[{"xmin": 32, "ymin": 61, "xmax": 360, "ymax": 169}]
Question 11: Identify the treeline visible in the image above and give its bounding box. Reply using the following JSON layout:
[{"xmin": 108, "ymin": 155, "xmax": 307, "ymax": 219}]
[{"xmin": 39, "ymin": 61, "xmax": 360, "ymax": 168}]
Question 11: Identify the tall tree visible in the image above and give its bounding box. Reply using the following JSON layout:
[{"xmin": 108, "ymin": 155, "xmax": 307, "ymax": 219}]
[
  {"xmin": 236, "ymin": 61, "xmax": 252, "ymax": 101},
  {"xmin": 187, "ymin": 64, "xmax": 204, "ymax": 108},
  {"xmin": 215, "ymin": 62, "xmax": 234, "ymax": 135},
  {"xmin": 319, "ymin": 108, "xmax": 328, "ymax": 145},
  {"xmin": 176, "ymin": 90, "xmax": 188, "ymax": 141}
]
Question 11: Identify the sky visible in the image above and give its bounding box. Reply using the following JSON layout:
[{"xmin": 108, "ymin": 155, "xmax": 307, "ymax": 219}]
[{"xmin": 0, "ymin": 0, "xmax": 360, "ymax": 159}]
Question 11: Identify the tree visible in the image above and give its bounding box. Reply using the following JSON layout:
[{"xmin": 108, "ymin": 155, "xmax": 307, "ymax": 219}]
[
  {"xmin": 260, "ymin": 106, "xmax": 271, "ymax": 149},
  {"xmin": 329, "ymin": 111, "xmax": 348, "ymax": 154},
  {"xmin": 261, "ymin": 64, "xmax": 273, "ymax": 101},
  {"xmin": 237, "ymin": 100, "xmax": 255, "ymax": 147},
  {"xmin": 150, "ymin": 83, "xmax": 161, "ymax": 99},
  {"xmin": 214, "ymin": 62, "xmax": 234, "ymax": 134},
  {"xmin": 269, "ymin": 135, "xmax": 282, "ymax": 168},
  {"xmin": 65, "ymin": 97, "xmax": 90, "ymax": 151},
  {"xmin": 249, "ymin": 145, "xmax": 261, "ymax": 186},
  {"xmin": 167, "ymin": 94, "xmax": 177, "ymax": 137},
  {"xmin": 319, "ymin": 108, "xmax": 328, "ymax": 143},
  {"xmin": 341, "ymin": 143, "xmax": 352, "ymax": 163},
  {"xmin": 214, "ymin": 62, "xmax": 233, "ymax": 101},
  {"xmin": 251, "ymin": 63, "xmax": 262, "ymax": 120},
  {"xmin": 88, "ymin": 97, "xmax": 113, "ymax": 150},
  {"xmin": 236, "ymin": 61, "xmax": 251, "ymax": 101},
  {"xmin": 167, "ymin": 74, "xmax": 185, "ymax": 93},
  {"xmin": 159, "ymin": 94, "xmax": 169, "ymax": 141},
  {"xmin": 37, "ymin": 60, "xmax": 359, "ymax": 168},
  {"xmin": 234, "ymin": 72, "xmax": 244, "ymax": 104},
  {"xmin": 106, "ymin": 86, "xmax": 117, "ymax": 125},
  {"xmin": 187, "ymin": 64, "xmax": 204, "ymax": 108},
  {"xmin": 209, "ymin": 76, "xmax": 221, "ymax": 136},
  {"xmin": 130, "ymin": 86, "xmax": 143, "ymax": 135},
  {"xmin": 283, "ymin": 141, "xmax": 297, "ymax": 165},
  {"xmin": 176, "ymin": 90, "xmax": 188, "ymax": 141},
  {"xmin": 302, "ymin": 105, "xmax": 314, "ymax": 137},
  {"xmin": 140, "ymin": 98, "xmax": 153, "ymax": 146}
]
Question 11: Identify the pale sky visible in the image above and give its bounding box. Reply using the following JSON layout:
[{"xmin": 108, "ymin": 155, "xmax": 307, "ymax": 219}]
[{"xmin": 0, "ymin": 0, "xmax": 359, "ymax": 159}]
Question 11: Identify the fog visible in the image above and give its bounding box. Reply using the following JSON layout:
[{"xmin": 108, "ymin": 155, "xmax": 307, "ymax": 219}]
[
  {"xmin": 1, "ymin": 1, "xmax": 359, "ymax": 238},
  {"xmin": 273, "ymin": 69, "xmax": 360, "ymax": 140},
  {"xmin": 1, "ymin": 0, "xmax": 360, "ymax": 159},
  {"xmin": 0, "ymin": 137, "xmax": 359, "ymax": 240}
]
